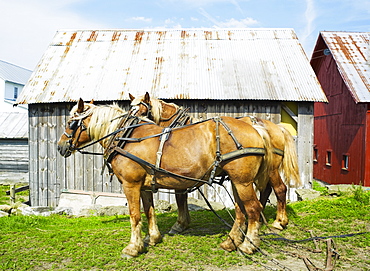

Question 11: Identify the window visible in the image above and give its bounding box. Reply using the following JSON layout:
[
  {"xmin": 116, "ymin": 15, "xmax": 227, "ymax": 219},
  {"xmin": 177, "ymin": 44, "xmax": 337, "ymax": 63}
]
[
  {"xmin": 313, "ymin": 145, "xmax": 318, "ymax": 163},
  {"xmin": 342, "ymin": 154, "xmax": 349, "ymax": 171},
  {"xmin": 14, "ymin": 87, "xmax": 18, "ymax": 100},
  {"xmin": 326, "ymin": 150, "xmax": 332, "ymax": 166}
]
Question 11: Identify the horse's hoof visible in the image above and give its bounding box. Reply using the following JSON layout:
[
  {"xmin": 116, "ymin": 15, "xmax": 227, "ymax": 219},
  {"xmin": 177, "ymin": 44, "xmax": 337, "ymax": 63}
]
[
  {"xmin": 168, "ymin": 228, "xmax": 180, "ymax": 235},
  {"xmin": 220, "ymin": 239, "xmax": 237, "ymax": 252},
  {"xmin": 271, "ymin": 221, "xmax": 285, "ymax": 231},
  {"xmin": 143, "ymin": 234, "xmax": 163, "ymax": 246},
  {"xmin": 169, "ymin": 222, "xmax": 188, "ymax": 235},
  {"xmin": 237, "ymin": 243, "xmax": 255, "ymax": 255}
]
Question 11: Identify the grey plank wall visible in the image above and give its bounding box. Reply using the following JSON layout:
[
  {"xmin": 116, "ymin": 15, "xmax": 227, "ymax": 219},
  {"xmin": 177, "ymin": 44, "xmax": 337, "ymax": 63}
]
[{"xmin": 28, "ymin": 100, "xmax": 311, "ymax": 207}]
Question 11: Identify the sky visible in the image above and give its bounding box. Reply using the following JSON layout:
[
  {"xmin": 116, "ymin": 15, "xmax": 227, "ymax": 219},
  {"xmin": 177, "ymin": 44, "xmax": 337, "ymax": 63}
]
[{"xmin": 0, "ymin": 0, "xmax": 369, "ymax": 71}]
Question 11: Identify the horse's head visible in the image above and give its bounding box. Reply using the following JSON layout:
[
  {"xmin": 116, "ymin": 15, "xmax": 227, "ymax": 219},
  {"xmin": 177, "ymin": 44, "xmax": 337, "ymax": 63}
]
[
  {"xmin": 129, "ymin": 92, "xmax": 153, "ymax": 119},
  {"xmin": 57, "ymin": 98, "xmax": 94, "ymax": 158}
]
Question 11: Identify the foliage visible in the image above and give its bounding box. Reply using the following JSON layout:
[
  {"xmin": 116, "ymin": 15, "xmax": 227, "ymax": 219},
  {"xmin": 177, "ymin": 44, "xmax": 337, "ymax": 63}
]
[
  {"xmin": 352, "ymin": 185, "xmax": 370, "ymax": 205},
  {"xmin": 311, "ymin": 180, "xmax": 328, "ymax": 195}
]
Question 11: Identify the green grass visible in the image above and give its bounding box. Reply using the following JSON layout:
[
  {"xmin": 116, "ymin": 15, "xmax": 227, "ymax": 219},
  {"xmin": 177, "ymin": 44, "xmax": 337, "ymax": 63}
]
[{"xmin": 0, "ymin": 186, "xmax": 369, "ymax": 270}]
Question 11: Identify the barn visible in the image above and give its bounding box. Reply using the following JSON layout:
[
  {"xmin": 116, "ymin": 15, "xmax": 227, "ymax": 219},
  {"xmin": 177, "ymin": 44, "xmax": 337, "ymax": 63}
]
[
  {"xmin": 0, "ymin": 112, "xmax": 29, "ymax": 183},
  {"xmin": 311, "ymin": 31, "xmax": 370, "ymax": 186},
  {"xmin": 16, "ymin": 28, "xmax": 327, "ymax": 207}
]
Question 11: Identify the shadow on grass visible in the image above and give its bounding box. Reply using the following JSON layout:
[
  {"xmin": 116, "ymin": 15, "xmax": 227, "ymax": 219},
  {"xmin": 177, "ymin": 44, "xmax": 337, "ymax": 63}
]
[{"xmin": 100, "ymin": 204, "xmax": 298, "ymax": 239}]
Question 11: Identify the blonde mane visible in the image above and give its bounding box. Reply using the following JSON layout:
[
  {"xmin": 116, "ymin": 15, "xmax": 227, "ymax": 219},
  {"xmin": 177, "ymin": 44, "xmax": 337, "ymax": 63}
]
[
  {"xmin": 70, "ymin": 103, "xmax": 126, "ymax": 147},
  {"xmin": 150, "ymin": 98, "xmax": 182, "ymax": 124}
]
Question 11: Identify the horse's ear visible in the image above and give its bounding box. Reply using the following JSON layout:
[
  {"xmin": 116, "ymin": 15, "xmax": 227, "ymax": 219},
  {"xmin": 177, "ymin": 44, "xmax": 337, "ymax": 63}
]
[
  {"xmin": 77, "ymin": 98, "xmax": 85, "ymax": 113},
  {"xmin": 129, "ymin": 93, "xmax": 135, "ymax": 102},
  {"xmin": 144, "ymin": 92, "xmax": 150, "ymax": 104},
  {"xmin": 89, "ymin": 99, "xmax": 94, "ymax": 104}
]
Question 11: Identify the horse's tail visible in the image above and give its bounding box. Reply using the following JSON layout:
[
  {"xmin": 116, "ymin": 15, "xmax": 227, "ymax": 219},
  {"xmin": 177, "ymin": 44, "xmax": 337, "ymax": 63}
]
[
  {"xmin": 279, "ymin": 125, "xmax": 302, "ymax": 188},
  {"xmin": 253, "ymin": 124, "xmax": 274, "ymax": 191}
]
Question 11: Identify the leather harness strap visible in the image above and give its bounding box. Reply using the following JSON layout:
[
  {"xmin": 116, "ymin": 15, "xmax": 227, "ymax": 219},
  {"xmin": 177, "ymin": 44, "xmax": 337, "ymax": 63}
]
[{"xmin": 104, "ymin": 116, "xmax": 266, "ymax": 192}]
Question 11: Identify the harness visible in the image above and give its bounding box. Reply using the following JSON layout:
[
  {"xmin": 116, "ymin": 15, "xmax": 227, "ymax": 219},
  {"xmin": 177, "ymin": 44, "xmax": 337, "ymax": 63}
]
[
  {"xmin": 68, "ymin": 109, "xmax": 267, "ymax": 194},
  {"xmin": 102, "ymin": 115, "xmax": 265, "ymax": 193}
]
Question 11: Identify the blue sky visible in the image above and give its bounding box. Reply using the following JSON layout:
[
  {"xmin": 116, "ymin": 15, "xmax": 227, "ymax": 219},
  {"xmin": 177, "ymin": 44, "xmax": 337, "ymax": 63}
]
[{"xmin": 0, "ymin": 0, "xmax": 369, "ymax": 70}]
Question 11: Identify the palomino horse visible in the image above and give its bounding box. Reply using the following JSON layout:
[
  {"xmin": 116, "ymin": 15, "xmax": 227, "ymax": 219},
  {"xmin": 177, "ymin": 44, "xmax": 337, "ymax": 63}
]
[
  {"xmin": 58, "ymin": 99, "xmax": 273, "ymax": 257},
  {"xmin": 129, "ymin": 93, "xmax": 301, "ymax": 234}
]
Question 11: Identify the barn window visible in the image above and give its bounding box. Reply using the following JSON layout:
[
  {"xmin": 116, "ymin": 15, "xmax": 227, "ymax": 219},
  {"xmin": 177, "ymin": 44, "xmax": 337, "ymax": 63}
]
[
  {"xmin": 342, "ymin": 154, "xmax": 349, "ymax": 171},
  {"xmin": 313, "ymin": 145, "xmax": 318, "ymax": 163},
  {"xmin": 326, "ymin": 150, "xmax": 332, "ymax": 166},
  {"xmin": 14, "ymin": 87, "xmax": 18, "ymax": 100}
]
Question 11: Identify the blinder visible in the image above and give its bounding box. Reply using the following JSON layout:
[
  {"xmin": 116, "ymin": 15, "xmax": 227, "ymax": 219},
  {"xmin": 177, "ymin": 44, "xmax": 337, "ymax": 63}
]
[
  {"xmin": 69, "ymin": 120, "xmax": 79, "ymax": 131},
  {"xmin": 138, "ymin": 101, "xmax": 152, "ymax": 119}
]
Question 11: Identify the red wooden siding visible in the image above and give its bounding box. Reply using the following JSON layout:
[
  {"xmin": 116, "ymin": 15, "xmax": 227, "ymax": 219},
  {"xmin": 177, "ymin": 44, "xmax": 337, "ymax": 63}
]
[{"xmin": 312, "ymin": 36, "xmax": 368, "ymax": 185}]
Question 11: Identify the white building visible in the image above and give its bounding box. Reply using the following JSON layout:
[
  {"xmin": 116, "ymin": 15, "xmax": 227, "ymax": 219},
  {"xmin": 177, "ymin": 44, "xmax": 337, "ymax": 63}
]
[{"xmin": 0, "ymin": 60, "xmax": 32, "ymax": 112}]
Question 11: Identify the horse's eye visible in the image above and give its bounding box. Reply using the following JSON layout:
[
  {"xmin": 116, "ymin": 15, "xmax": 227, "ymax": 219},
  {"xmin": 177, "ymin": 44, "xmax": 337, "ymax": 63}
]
[{"xmin": 69, "ymin": 120, "xmax": 78, "ymax": 130}]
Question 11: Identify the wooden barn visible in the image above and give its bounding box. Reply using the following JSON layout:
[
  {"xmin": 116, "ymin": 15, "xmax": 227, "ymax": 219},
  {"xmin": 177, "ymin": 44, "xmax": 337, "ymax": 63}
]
[
  {"xmin": 311, "ymin": 31, "xmax": 370, "ymax": 186},
  {"xmin": 16, "ymin": 29, "xmax": 327, "ymax": 207},
  {"xmin": 0, "ymin": 112, "xmax": 29, "ymax": 183}
]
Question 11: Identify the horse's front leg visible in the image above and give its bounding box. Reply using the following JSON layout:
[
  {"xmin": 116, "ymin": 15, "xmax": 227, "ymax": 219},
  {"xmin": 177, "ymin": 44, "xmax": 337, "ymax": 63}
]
[
  {"xmin": 141, "ymin": 191, "xmax": 162, "ymax": 246},
  {"xmin": 220, "ymin": 183, "xmax": 246, "ymax": 251},
  {"xmin": 121, "ymin": 183, "xmax": 145, "ymax": 258},
  {"xmin": 169, "ymin": 192, "xmax": 191, "ymax": 235}
]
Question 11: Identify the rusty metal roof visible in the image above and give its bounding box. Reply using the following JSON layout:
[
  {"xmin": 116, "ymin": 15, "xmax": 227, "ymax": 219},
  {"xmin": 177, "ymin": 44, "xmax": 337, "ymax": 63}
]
[
  {"xmin": 319, "ymin": 31, "xmax": 370, "ymax": 103},
  {"xmin": 16, "ymin": 28, "xmax": 327, "ymax": 104}
]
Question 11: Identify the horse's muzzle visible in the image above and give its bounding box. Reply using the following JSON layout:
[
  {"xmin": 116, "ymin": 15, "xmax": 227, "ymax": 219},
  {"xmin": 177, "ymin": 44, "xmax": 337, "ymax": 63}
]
[{"xmin": 57, "ymin": 142, "xmax": 73, "ymax": 158}]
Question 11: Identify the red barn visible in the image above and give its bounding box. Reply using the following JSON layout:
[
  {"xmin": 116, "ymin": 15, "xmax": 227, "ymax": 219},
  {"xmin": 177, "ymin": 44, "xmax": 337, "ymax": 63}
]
[{"xmin": 311, "ymin": 31, "xmax": 370, "ymax": 186}]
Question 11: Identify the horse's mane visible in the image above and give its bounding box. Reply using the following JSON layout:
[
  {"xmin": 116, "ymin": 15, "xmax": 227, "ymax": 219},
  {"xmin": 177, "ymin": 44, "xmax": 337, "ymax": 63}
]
[
  {"xmin": 150, "ymin": 98, "xmax": 181, "ymax": 124},
  {"xmin": 71, "ymin": 103, "xmax": 126, "ymax": 146}
]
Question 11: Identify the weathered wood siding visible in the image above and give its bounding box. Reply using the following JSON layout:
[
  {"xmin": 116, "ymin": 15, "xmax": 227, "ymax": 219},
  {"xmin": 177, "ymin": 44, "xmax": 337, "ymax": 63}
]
[
  {"xmin": 0, "ymin": 139, "xmax": 28, "ymax": 171},
  {"xmin": 28, "ymin": 100, "xmax": 312, "ymax": 207}
]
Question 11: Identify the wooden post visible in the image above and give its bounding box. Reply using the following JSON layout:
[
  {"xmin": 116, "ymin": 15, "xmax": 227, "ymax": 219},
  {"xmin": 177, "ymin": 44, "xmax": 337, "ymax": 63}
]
[{"xmin": 10, "ymin": 185, "xmax": 16, "ymax": 204}]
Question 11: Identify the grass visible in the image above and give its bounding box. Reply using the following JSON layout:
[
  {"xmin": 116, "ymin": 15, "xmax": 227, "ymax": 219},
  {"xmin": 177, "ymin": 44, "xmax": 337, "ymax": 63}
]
[{"xmin": 0, "ymin": 185, "xmax": 369, "ymax": 270}]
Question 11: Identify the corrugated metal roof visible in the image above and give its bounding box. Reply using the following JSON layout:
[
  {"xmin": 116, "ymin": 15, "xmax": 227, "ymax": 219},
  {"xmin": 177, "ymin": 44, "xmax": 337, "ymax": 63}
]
[
  {"xmin": 16, "ymin": 28, "xmax": 327, "ymax": 104},
  {"xmin": 320, "ymin": 31, "xmax": 370, "ymax": 103},
  {"xmin": 0, "ymin": 112, "xmax": 28, "ymax": 138},
  {"xmin": 0, "ymin": 60, "xmax": 32, "ymax": 85}
]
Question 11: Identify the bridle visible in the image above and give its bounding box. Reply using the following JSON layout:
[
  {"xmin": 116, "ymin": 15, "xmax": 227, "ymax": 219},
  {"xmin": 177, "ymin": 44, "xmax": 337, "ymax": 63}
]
[
  {"xmin": 63, "ymin": 116, "xmax": 88, "ymax": 152},
  {"xmin": 131, "ymin": 101, "xmax": 152, "ymax": 119}
]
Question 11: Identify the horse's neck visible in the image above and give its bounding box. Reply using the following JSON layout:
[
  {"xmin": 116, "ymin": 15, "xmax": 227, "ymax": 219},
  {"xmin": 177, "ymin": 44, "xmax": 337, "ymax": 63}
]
[
  {"xmin": 158, "ymin": 102, "xmax": 178, "ymax": 127},
  {"xmin": 88, "ymin": 107, "xmax": 123, "ymax": 148},
  {"xmin": 159, "ymin": 101, "xmax": 193, "ymax": 127}
]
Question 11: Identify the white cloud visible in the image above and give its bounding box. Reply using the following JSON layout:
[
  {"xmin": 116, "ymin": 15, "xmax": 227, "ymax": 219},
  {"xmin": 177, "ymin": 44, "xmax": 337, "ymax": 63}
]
[
  {"xmin": 198, "ymin": 8, "xmax": 258, "ymax": 28},
  {"xmin": 299, "ymin": 0, "xmax": 316, "ymax": 57},
  {"xmin": 217, "ymin": 17, "xmax": 258, "ymax": 28},
  {"xmin": 128, "ymin": 17, "xmax": 153, "ymax": 23},
  {"xmin": 0, "ymin": 0, "xmax": 105, "ymax": 69}
]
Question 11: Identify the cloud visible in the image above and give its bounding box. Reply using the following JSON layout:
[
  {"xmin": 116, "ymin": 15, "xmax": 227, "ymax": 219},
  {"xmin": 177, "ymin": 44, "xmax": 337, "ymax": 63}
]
[
  {"xmin": 198, "ymin": 8, "xmax": 258, "ymax": 28},
  {"xmin": 127, "ymin": 17, "xmax": 153, "ymax": 23},
  {"xmin": 217, "ymin": 17, "xmax": 258, "ymax": 28},
  {"xmin": 299, "ymin": 0, "xmax": 316, "ymax": 56}
]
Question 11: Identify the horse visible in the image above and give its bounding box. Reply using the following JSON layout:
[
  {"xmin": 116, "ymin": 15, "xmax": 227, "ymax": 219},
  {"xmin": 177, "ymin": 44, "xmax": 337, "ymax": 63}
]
[
  {"xmin": 129, "ymin": 92, "xmax": 301, "ymax": 234},
  {"xmin": 58, "ymin": 98, "xmax": 273, "ymax": 257}
]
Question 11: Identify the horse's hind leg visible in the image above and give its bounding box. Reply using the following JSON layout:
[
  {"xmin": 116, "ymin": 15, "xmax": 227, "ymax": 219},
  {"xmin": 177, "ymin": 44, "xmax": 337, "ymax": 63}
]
[
  {"xmin": 259, "ymin": 182, "xmax": 272, "ymax": 208},
  {"xmin": 233, "ymin": 182, "xmax": 263, "ymax": 254},
  {"xmin": 169, "ymin": 192, "xmax": 191, "ymax": 235},
  {"xmin": 141, "ymin": 191, "xmax": 162, "ymax": 246},
  {"xmin": 269, "ymin": 171, "xmax": 288, "ymax": 230}
]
